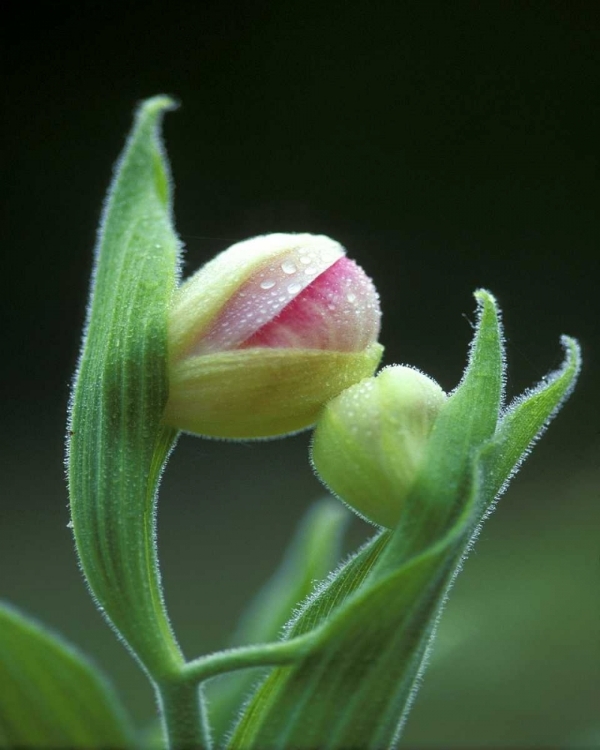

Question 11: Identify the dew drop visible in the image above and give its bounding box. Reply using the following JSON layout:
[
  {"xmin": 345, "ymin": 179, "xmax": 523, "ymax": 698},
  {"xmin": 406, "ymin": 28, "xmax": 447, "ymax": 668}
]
[
  {"xmin": 260, "ymin": 279, "xmax": 276, "ymax": 289},
  {"xmin": 347, "ymin": 292, "xmax": 357, "ymax": 303},
  {"xmin": 299, "ymin": 255, "xmax": 312, "ymax": 264},
  {"xmin": 327, "ymin": 303, "xmax": 336, "ymax": 310},
  {"xmin": 304, "ymin": 266, "xmax": 317, "ymax": 275},
  {"xmin": 281, "ymin": 260, "xmax": 297, "ymax": 274},
  {"xmin": 287, "ymin": 282, "xmax": 302, "ymax": 294}
]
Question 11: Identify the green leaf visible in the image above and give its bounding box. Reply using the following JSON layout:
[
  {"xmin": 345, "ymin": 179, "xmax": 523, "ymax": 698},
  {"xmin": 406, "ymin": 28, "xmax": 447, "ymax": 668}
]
[
  {"xmin": 207, "ymin": 499, "xmax": 350, "ymax": 741},
  {"xmin": 482, "ymin": 335, "xmax": 581, "ymax": 503},
  {"xmin": 372, "ymin": 288, "xmax": 505, "ymax": 577},
  {"xmin": 67, "ymin": 96, "xmax": 183, "ymax": 678},
  {"xmin": 225, "ymin": 293, "xmax": 580, "ymax": 750},
  {"xmin": 0, "ymin": 602, "xmax": 135, "ymax": 749},
  {"xmin": 226, "ymin": 290, "xmax": 505, "ymax": 749},
  {"xmin": 227, "ymin": 473, "xmax": 481, "ymax": 750}
]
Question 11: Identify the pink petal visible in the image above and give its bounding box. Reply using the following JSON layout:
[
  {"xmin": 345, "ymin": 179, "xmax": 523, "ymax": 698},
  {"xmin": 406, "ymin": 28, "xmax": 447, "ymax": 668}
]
[
  {"xmin": 240, "ymin": 257, "xmax": 380, "ymax": 351},
  {"xmin": 191, "ymin": 241, "xmax": 343, "ymax": 354}
]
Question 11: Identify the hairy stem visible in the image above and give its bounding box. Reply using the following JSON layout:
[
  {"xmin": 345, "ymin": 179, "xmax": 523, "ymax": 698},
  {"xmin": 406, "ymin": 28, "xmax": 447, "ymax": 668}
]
[
  {"xmin": 182, "ymin": 633, "xmax": 316, "ymax": 685},
  {"xmin": 157, "ymin": 678, "xmax": 210, "ymax": 750}
]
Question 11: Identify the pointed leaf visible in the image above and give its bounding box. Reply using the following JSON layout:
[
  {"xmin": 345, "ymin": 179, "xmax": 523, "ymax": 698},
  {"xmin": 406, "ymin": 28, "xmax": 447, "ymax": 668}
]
[
  {"xmin": 227, "ymin": 293, "xmax": 582, "ymax": 750},
  {"xmin": 0, "ymin": 603, "xmax": 135, "ymax": 749},
  {"xmin": 228, "ymin": 468, "xmax": 482, "ymax": 750},
  {"xmin": 67, "ymin": 96, "xmax": 183, "ymax": 678},
  {"xmin": 373, "ymin": 288, "xmax": 504, "ymax": 577},
  {"xmin": 486, "ymin": 336, "xmax": 581, "ymax": 495},
  {"xmin": 482, "ymin": 335, "xmax": 581, "ymax": 502},
  {"xmin": 227, "ymin": 292, "xmax": 506, "ymax": 749}
]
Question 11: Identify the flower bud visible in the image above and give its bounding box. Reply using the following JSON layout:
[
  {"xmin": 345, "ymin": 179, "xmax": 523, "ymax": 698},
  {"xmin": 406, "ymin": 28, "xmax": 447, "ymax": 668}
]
[
  {"xmin": 164, "ymin": 233, "xmax": 383, "ymax": 439},
  {"xmin": 311, "ymin": 366, "xmax": 447, "ymax": 528}
]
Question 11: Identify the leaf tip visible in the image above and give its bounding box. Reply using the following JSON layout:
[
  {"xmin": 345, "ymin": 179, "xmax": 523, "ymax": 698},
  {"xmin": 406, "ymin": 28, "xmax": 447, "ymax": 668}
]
[
  {"xmin": 559, "ymin": 334, "xmax": 582, "ymax": 368},
  {"xmin": 136, "ymin": 94, "xmax": 180, "ymax": 120},
  {"xmin": 473, "ymin": 287, "xmax": 498, "ymax": 311},
  {"xmin": 557, "ymin": 334, "xmax": 582, "ymax": 400}
]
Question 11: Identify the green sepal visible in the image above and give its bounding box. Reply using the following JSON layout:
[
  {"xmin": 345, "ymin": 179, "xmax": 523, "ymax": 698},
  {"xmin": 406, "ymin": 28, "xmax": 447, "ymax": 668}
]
[
  {"xmin": 67, "ymin": 96, "xmax": 183, "ymax": 678},
  {"xmin": 165, "ymin": 343, "xmax": 384, "ymax": 439},
  {"xmin": 208, "ymin": 499, "xmax": 350, "ymax": 741},
  {"xmin": 0, "ymin": 602, "xmax": 136, "ymax": 749}
]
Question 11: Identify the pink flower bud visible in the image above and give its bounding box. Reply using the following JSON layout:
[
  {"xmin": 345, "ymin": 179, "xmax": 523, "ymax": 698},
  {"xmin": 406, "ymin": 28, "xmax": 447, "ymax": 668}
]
[{"xmin": 164, "ymin": 233, "xmax": 383, "ymax": 439}]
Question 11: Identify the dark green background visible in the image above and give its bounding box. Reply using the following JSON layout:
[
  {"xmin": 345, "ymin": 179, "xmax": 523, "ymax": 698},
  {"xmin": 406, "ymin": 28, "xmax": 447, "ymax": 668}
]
[{"xmin": 2, "ymin": 2, "xmax": 598, "ymax": 747}]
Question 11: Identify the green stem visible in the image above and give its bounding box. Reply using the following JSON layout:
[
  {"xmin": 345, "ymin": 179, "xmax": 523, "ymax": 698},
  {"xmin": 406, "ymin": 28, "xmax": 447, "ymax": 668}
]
[
  {"xmin": 154, "ymin": 635, "xmax": 315, "ymax": 748},
  {"xmin": 181, "ymin": 633, "xmax": 316, "ymax": 685},
  {"xmin": 157, "ymin": 678, "xmax": 210, "ymax": 750}
]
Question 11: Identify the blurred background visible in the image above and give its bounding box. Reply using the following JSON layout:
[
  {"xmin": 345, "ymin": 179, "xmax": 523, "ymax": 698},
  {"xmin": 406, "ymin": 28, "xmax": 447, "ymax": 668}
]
[{"xmin": 2, "ymin": 2, "xmax": 599, "ymax": 747}]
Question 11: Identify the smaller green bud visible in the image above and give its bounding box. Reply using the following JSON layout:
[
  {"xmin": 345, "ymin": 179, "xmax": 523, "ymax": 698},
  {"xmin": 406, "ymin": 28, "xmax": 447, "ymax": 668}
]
[{"xmin": 311, "ymin": 366, "xmax": 447, "ymax": 528}]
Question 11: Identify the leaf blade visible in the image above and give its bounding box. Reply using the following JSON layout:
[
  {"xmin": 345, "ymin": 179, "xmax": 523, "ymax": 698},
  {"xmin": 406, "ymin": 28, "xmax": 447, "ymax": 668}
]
[
  {"xmin": 226, "ymin": 290, "xmax": 505, "ymax": 749},
  {"xmin": 483, "ymin": 334, "xmax": 581, "ymax": 502},
  {"xmin": 67, "ymin": 96, "xmax": 183, "ymax": 677},
  {"xmin": 227, "ymin": 470, "xmax": 481, "ymax": 750},
  {"xmin": 0, "ymin": 602, "xmax": 135, "ymax": 749},
  {"xmin": 372, "ymin": 288, "xmax": 504, "ymax": 579}
]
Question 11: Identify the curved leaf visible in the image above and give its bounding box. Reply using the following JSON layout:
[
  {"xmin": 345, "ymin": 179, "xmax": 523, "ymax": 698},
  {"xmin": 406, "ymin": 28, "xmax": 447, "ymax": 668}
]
[
  {"xmin": 0, "ymin": 602, "xmax": 135, "ymax": 749},
  {"xmin": 227, "ymin": 471, "xmax": 481, "ymax": 750},
  {"xmin": 482, "ymin": 335, "xmax": 581, "ymax": 504},
  {"xmin": 226, "ymin": 290, "xmax": 505, "ymax": 749},
  {"xmin": 67, "ymin": 96, "xmax": 183, "ymax": 678}
]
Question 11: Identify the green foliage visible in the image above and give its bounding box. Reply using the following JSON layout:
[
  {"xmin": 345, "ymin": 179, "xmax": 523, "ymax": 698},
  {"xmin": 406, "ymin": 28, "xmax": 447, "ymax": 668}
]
[
  {"xmin": 481, "ymin": 334, "xmax": 580, "ymax": 504},
  {"xmin": 16, "ymin": 95, "xmax": 577, "ymax": 750},
  {"xmin": 0, "ymin": 603, "xmax": 135, "ymax": 749},
  {"xmin": 67, "ymin": 96, "xmax": 183, "ymax": 679},
  {"xmin": 226, "ymin": 292, "xmax": 580, "ymax": 749}
]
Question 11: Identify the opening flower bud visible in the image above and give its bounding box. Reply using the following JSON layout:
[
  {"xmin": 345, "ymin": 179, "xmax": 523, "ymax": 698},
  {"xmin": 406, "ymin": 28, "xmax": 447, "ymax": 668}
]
[
  {"xmin": 311, "ymin": 366, "xmax": 447, "ymax": 528},
  {"xmin": 164, "ymin": 233, "xmax": 383, "ymax": 439}
]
